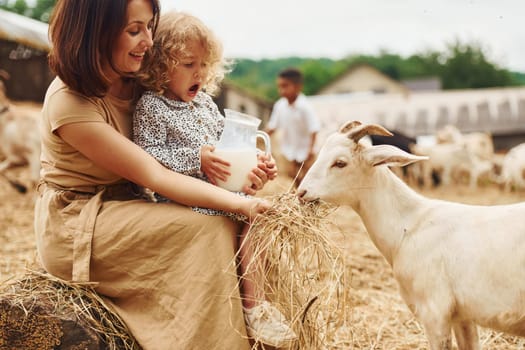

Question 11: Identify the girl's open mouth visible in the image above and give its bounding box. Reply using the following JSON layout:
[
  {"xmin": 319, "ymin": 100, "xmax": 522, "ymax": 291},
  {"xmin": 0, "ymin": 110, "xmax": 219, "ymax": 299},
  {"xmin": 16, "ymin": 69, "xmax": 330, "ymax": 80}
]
[{"xmin": 189, "ymin": 84, "xmax": 199, "ymax": 94}]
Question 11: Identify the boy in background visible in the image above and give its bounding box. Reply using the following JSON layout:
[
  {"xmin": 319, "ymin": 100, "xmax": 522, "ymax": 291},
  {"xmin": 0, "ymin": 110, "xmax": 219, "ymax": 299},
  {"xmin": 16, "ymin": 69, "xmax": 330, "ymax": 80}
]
[{"xmin": 266, "ymin": 68, "xmax": 321, "ymax": 187}]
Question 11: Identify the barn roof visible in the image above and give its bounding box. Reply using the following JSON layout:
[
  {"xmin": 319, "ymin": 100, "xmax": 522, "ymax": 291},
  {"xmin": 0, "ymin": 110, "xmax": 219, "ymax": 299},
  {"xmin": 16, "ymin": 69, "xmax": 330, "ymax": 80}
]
[{"xmin": 0, "ymin": 8, "xmax": 49, "ymax": 51}]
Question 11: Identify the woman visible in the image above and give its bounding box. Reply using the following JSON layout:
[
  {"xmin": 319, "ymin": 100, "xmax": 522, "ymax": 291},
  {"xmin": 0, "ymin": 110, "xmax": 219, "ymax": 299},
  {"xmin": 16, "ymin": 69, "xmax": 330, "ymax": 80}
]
[{"xmin": 35, "ymin": 1, "xmax": 276, "ymax": 349}]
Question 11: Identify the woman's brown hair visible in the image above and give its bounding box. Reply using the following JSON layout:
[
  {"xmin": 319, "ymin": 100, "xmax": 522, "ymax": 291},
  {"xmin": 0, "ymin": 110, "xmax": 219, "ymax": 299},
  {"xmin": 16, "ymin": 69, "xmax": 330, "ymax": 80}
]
[{"xmin": 48, "ymin": 0, "xmax": 160, "ymax": 97}]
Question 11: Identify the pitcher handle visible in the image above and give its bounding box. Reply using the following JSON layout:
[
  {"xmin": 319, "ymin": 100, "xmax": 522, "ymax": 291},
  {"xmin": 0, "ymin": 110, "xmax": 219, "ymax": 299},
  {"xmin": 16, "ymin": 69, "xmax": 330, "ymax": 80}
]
[{"xmin": 256, "ymin": 130, "xmax": 272, "ymax": 156}]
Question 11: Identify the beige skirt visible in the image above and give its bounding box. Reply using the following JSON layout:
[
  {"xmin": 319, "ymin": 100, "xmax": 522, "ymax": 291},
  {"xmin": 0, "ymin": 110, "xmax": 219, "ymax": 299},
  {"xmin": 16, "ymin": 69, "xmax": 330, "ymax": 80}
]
[{"xmin": 34, "ymin": 183, "xmax": 250, "ymax": 350}]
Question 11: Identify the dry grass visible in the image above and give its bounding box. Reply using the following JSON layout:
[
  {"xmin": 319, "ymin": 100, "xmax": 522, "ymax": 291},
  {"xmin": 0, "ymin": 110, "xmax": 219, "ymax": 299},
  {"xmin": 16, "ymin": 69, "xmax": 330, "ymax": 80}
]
[
  {"xmin": 2, "ymin": 164, "xmax": 525, "ymax": 349},
  {"xmin": 241, "ymin": 193, "xmax": 349, "ymax": 349},
  {"xmin": 1, "ymin": 269, "xmax": 140, "ymax": 350},
  {"xmin": 0, "ymin": 165, "xmax": 38, "ymax": 283}
]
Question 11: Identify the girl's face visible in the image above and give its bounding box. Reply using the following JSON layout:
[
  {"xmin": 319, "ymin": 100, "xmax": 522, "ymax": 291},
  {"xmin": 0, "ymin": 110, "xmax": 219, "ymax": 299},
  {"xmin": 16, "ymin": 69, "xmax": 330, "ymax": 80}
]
[
  {"xmin": 165, "ymin": 40, "xmax": 208, "ymax": 102},
  {"xmin": 110, "ymin": 0, "xmax": 154, "ymax": 79}
]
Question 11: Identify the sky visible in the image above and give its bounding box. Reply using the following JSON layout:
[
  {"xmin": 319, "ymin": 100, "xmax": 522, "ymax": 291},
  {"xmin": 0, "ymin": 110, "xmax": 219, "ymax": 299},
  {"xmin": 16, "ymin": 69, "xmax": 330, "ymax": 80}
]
[{"xmin": 160, "ymin": 0, "xmax": 525, "ymax": 72}]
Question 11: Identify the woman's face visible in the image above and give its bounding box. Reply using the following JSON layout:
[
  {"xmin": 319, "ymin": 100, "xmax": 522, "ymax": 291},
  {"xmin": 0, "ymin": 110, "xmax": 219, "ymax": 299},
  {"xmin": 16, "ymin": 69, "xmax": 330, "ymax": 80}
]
[{"xmin": 111, "ymin": 0, "xmax": 154, "ymax": 78}]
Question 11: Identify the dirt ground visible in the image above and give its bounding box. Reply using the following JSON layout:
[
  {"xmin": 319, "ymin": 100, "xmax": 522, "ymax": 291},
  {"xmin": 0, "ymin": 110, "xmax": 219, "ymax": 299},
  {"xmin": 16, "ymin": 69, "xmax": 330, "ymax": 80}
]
[{"xmin": 1, "ymin": 163, "xmax": 525, "ymax": 349}]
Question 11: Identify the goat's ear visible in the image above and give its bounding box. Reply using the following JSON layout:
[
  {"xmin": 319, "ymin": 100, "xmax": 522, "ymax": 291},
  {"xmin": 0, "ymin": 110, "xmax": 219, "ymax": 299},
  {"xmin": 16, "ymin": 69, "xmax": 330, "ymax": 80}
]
[{"xmin": 363, "ymin": 144, "xmax": 428, "ymax": 167}]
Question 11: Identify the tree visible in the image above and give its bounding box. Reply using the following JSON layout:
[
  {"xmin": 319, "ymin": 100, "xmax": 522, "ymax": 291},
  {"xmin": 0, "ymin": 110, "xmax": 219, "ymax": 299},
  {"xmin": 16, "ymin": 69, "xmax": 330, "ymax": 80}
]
[
  {"xmin": 1, "ymin": 0, "xmax": 28, "ymax": 15},
  {"xmin": 296, "ymin": 58, "xmax": 346, "ymax": 96},
  {"xmin": 221, "ymin": 39, "xmax": 523, "ymax": 101},
  {"xmin": 439, "ymin": 39, "xmax": 515, "ymax": 89},
  {"xmin": 32, "ymin": 0, "xmax": 55, "ymax": 22},
  {"xmin": 0, "ymin": 0, "xmax": 55, "ymax": 22}
]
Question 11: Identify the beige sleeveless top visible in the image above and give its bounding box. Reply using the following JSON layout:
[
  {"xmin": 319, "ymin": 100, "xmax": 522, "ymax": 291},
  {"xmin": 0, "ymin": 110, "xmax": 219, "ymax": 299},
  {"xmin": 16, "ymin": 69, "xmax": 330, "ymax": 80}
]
[{"xmin": 40, "ymin": 78, "xmax": 133, "ymax": 187}]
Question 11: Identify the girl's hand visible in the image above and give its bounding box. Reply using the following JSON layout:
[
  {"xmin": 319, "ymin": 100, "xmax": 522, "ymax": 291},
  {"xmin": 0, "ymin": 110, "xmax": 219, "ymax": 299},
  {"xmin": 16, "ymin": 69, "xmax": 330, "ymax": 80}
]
[
  {"xmin": 242, "ymin": 153, "xmax": 278, "ymax": 195},
  {"xmin": 200, "ymin": 145, "xmax": 230, "ymax": 185},
  {"xmin": 258, "ymin": 153, "xmax": 278, "ymax": 181}
]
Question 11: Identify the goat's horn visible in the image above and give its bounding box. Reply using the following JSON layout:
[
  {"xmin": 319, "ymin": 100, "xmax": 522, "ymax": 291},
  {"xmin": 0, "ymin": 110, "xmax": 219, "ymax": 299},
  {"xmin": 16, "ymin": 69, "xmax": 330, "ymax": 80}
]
[
  {"xmin": 339, "ymin": 120, "xmax": 362, "ymax": 133},
  {"xmin": 347, "ymin": 123, "xmax": 393, "ymax": 142}
]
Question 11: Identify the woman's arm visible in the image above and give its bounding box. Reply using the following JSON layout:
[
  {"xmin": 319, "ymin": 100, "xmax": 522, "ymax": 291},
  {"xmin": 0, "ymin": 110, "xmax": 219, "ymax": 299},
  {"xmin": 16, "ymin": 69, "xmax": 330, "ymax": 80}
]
[{"xmin": 56, "ymin": 121, "xmax": 268, "ymax": 219}]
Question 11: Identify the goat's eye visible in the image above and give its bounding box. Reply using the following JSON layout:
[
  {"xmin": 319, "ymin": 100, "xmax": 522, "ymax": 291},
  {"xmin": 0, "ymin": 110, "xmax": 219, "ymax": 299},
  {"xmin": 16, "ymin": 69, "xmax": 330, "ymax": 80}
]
[{"xmin": 333, "ymin": 160, "xmax": 347, "ymax": 168}]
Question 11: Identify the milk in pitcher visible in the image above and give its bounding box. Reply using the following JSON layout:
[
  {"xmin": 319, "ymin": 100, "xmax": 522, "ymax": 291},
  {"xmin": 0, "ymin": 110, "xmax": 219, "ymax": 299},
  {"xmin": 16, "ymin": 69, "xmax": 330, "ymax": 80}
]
[{"xmin": 214, "ymin": 148, "xmax": 257, "ymax": 192}]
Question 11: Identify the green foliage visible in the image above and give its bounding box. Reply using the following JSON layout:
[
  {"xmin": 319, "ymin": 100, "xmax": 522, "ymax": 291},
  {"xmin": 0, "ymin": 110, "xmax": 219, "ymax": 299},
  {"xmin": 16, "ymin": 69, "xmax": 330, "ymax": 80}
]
[
  {"xmin": 438, "ymin": 40, "xmax": 516, "ymax": 89},
  {"xmin": 12, "ymin": 0, "xmax": 28, "ymax": 15},
  {"xmin": 0, "ymin": 0, "xmax": 27, "ymax": 15},
  {"xmin": 228, "ymin": 39, "xmax": 524, "ymax": 102},
  {"xmin": 0, "ymin": 0, "xmax": 55, "ymax": 22},
  {"xmin": 229, "ymin": 57, "xmax": 306, "ymax": 101},
  {"xmin": 229, "ymin": 57, "xmax": 349, "ymax": 101},
  {"xmin": 511, "ymin": 72, "xmax": 525, "ymax": 85},
  {"xmin": 300, "ymin": 58, "xmax": 348, "ymax": 96},
  {"xmin": 32, "ymin": 0, "xmax": 54, "ymax": 22}
]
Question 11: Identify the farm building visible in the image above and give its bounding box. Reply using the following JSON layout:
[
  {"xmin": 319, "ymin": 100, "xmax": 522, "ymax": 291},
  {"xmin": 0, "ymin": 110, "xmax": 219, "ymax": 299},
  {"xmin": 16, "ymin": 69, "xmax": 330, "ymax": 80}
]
[
  {"xmin": 308, "ymin": 86, "xmax": 525, "ymax": 151},
  {"xmin": 317, "ymin": 63, "xmax": 410, "ymax": 95},
  {"xmin": 310, "ymin": 62, "xmax": 525, "ymax": 151},
  {"xmin": 0, "ymin": 8, "xmax": 53, "ymax": 102},
  {"xmin": 214, "ymin": 81, "xmax": 273, "ymax": 127}
]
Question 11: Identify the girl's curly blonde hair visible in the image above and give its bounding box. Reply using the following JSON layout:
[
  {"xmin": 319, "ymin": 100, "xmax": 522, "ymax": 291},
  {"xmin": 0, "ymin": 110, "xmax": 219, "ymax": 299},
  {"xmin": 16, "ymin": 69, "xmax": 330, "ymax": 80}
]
[{"xmin": 138, "ymin": 11, "xmax": 231, "ymax": 96}]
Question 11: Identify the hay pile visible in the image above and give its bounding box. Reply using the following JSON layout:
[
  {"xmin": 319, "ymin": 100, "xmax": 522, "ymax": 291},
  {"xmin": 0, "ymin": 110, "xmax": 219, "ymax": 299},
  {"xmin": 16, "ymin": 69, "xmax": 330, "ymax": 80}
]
[
  {"xmin": 0, "ymin": 269, "xmax": 140, "ymax": 350},
  {"xmin": 0, "ymin": 168, "xmax": 36, "ymax": 284},
  {"xmin": 240, "ymin": 193, "xmax": 351, "ymax": 349}
]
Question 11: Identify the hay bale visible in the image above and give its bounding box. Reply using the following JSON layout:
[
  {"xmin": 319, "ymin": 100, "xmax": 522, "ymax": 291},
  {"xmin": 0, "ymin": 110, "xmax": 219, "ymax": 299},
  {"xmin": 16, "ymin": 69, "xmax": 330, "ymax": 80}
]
[
  {"xmin": 0, "ymin": 297, "xmax": 100, "ymax": 349},
  {"xmin": 0, "ymin": 270, "xmax": 141, "ymax": 350}
]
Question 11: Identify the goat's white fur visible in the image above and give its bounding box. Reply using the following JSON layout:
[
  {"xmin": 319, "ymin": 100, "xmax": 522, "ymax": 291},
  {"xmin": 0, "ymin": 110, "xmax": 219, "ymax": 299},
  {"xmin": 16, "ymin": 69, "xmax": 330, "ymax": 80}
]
[
  {"xmin": 298, "ymin": 120, "xmax": 525, "ymax": 350},
  {"xmin": 412, "ymin": 124, "xmax": 495, "ymax": 189},
  {"xmin": 497, "ymin": 143, "xmax": 525, "ymax": 191},
  {"xmin": 0, "ymin": 91, "xmax": 41, "ymax": 188}
]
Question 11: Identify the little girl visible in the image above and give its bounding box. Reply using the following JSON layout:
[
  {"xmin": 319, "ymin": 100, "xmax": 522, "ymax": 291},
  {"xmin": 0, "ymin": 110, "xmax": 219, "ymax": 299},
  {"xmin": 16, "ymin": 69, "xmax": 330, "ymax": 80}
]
[{"xmin": 133, "ymin": 11, "xmax": 297, "ymax": 347}]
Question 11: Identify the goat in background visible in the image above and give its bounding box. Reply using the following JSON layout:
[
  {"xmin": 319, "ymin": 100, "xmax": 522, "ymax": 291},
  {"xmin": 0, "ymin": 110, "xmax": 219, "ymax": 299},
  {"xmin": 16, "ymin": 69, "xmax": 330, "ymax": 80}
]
[{"xmin": 0, "ymin": 70, "xmax": 41, "ymax": 193}]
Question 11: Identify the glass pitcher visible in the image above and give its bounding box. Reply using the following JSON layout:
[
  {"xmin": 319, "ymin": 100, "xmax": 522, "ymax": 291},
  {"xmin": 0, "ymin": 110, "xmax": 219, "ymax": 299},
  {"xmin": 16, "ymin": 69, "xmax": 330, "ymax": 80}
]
[{"xmin": 214, "ymin": 109, "xmax": 272, "ymax": 191}]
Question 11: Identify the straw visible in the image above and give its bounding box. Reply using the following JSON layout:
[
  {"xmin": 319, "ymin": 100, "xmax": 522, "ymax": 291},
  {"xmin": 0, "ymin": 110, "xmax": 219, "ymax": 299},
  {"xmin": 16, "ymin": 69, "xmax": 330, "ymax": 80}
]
[
  {"xmin": 237, "ymin": 193, "xmax": 351, "ymax": 349},
  {"xmin": 0, "ymin": 269, "xmax": 141, "ymax": 350}
]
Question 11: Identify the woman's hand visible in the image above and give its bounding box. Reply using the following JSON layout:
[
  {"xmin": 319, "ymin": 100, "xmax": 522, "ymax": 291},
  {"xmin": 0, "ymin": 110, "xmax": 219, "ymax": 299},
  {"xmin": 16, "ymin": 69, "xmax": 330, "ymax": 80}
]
[
  {"xmin": 242, "ymin": 153, "xmax": 278, "ymax": 195},
  {"xmin": 240, "ymin": 197, "xmax": 271, "ymax": 222},
  {"xmin": 200, "ymin": 145, "xmax": 230, "ymax": 185}
]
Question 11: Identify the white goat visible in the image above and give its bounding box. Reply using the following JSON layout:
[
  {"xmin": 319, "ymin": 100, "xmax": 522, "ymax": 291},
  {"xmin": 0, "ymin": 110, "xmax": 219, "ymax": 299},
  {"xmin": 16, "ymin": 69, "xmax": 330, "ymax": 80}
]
[
  {"xmin": 0, "ymin": 88, "xmax": 41, "ymax": 192},
  {"xmin": 436, "ymin": 124, "xmax": 494, "ymax": 161},
  {"xmin": 411, "ymin": 142, "xmax": 493, "ymax": 189},
  {"xmin": 431, "ymin": 124, "xmax": 496, "ymax": 188},
  {"xmin": 497, "ymin": 143, "xmax": 525, "ymax": 192},
  {"xmin": 298, "ymin": 120, "xmax": 525, "ymax": 350}
]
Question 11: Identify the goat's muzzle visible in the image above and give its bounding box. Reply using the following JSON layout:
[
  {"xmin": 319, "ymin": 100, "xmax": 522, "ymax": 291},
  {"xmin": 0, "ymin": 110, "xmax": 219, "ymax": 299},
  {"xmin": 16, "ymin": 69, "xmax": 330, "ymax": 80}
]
[{"xmin": 297, "ymin": 189, "xmax": 320, "ymax": 204}]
